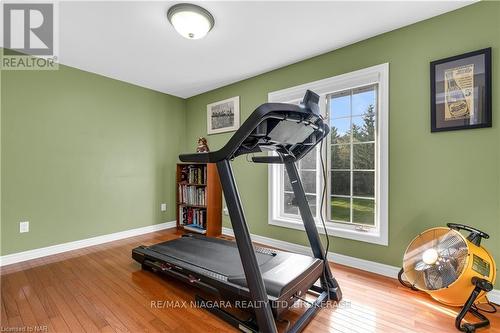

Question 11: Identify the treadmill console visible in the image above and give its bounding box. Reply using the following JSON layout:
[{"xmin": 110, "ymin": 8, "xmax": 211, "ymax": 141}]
[{"xmin": 302, "ymin": 90, "xmax": 320, "ymax": 115}]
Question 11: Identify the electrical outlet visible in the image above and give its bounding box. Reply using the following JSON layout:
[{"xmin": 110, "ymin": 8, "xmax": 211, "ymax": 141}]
[
  {"xmin": 160, "ymin": 203, "xmax": 167, "ymax": 212},
  {"xmin": 20, "ymin": 221, "xmax": 29, "ymax": 233}
]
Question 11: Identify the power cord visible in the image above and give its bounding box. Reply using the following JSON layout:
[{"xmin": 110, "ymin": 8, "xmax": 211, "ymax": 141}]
[
  {"xmin": 472, "ymin": 301, "xmax": 497, "ymax": 314},
  {"xmin": 318, "ymin": 138, "xmax": 332, "ymax": 299}
]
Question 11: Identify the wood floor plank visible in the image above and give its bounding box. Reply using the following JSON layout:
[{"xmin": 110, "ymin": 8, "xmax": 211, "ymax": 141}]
[
  {"xmin": 1, "ymin": 283, "xmax": 24, "ymax": 329},
  {"xmin": 65, "ymin": 278, "xmax": 127, "ymax": 332},
  {"xmin": 72, "ymin": 293, "xmax": 112, "ymax": 331},
  {"xmin": 0, "ymin": 295, "xmax": 9, "ymax": 327},
  {"xmin": 37, "ymin": 258, "xmax": 102, "ymax": 332},
  {"xmin": 70, "ymin": 265, "xmax": 155, "ymax": 333},
  {"xmin": 44, "ymin": 285, "xmax": 86, "ymax": 332},
  {"xmin": 18, "ymin": 269, "xmax": 55, "ymax": 325},
  {"xmin": 1, "ymin": 284, "xmax": 20, "ymax": 320},
  {"xmin": 1, "ymin": 228, "xmax": 499, "ymax": 333},
  {"xmin": 4, "ymin": 272, "xmax": 38, "ymax": 328},
  {"xmin": 49, "ymin": 315, "xmax": 72, "ymax": 332},
  {"xmin": 99, "ymin": 325, "xmax": 117, "ymax": 333}
]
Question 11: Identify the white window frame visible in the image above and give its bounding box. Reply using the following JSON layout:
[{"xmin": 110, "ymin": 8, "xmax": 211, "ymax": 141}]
[{"xmin": 268, "ymin": 63, "xmax": 389, "ymax": 246}]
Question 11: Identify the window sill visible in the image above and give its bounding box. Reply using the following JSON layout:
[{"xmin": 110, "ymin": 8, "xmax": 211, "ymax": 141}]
[{"xmin": 269, "ymin": 217, "xmax": 388, "ymax": 246}]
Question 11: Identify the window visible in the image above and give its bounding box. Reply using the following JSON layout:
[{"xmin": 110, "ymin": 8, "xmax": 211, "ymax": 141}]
[
  {"xmin": 329, "ymin": 85, "xmax": 376, "ymax": 226},
  {"xmin": 268, "ymin": 64, "xmax": 389, "ymax": 245}
]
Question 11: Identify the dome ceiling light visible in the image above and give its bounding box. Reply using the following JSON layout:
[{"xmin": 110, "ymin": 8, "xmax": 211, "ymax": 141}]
[{"xmin": 167, "ymin": 3, "xmax": 215, "ymax": 40}]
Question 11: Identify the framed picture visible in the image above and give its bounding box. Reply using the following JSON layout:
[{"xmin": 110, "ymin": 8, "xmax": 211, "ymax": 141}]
[
  {"xmin": 207, "ymin": 96, "xmax": 240, "ymax": 134},
  {"xmin": 430, "ymin": 48, "xmax": 492, "ymax": 132}
]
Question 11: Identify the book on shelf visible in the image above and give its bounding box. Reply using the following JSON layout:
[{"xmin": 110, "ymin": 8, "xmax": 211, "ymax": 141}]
[
  {"xmin": 178, "ymin": 184, "xmax": 206, "ymax": 206},
  {"xmin": 178, "ymin": 206, "xmax": 207, "ymax": 232},
  {"xmin": 179, "ymin": 164, "xmax": 207, "ymax": 184}
]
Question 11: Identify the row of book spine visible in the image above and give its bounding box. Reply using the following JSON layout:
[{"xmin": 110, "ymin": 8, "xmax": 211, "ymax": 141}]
[
  {"xmin": 178, "ymin": 185, "xmax": 206, "ymax": 206},
  {"xmin": 179, "ymin": 206, "xmax": 207, "ymax": 228},
  {"xmin": 182, "ymin": 165, "xmax": 207, "ymax": 184}
]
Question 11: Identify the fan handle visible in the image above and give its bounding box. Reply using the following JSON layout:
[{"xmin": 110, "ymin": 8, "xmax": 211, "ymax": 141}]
[{"xmin": 447, "ymin": 223, "xmax": 489, "ymax": 246}]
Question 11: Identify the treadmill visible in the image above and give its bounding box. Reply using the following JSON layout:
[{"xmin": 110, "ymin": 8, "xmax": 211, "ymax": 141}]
[{"xmin": 132, "ymin": 90, "xmax": 342, "ymax": 333}]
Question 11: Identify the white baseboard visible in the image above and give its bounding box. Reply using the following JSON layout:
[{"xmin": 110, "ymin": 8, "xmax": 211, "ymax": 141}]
[
  {"xmin": 222, "ymin": 227, "xmax": 499, "ymax": 305},
  {"xmin": 0, "ymin": 221, "xmax": 176, "ymax": 267}
]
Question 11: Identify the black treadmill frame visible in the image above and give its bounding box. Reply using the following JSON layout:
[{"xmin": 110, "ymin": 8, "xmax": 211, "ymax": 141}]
[{"xmin": 139, "ymin": 90, "xmax": 342, "ymax": 332}]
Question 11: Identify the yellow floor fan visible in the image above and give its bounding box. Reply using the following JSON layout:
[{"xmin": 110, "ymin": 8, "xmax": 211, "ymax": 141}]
[{"xmin": 398, "ymin": 223, "xmax": 497, "ymax": 332}]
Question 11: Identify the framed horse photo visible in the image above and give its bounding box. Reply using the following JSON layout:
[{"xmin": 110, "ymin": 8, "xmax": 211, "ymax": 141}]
[
  {"xmin": 207, "ymin": 96, "xmax": 240, "ymax": 135},
  {"xmin": 430, "ymin": 48, "xmax": 492, "ymax": 132}
]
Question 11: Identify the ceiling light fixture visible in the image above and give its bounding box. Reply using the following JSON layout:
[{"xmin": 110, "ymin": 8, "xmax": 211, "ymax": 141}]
[{"xmin": 167, "ymin": 3, "xmax": 215, "ymax": 40}]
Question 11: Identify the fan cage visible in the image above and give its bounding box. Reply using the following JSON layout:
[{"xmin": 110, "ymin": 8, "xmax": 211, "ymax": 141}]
[{"xmin": 402, "ymin": 227, "xmax": 469, "ymax": 291}]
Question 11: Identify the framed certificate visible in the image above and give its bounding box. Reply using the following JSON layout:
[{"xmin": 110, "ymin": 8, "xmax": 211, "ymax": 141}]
[{"xmin": 430, "ymin": 48, "xmax": 492, "ymax": 132}]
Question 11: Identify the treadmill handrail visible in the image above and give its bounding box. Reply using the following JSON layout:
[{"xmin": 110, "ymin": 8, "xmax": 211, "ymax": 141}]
[
  {"xmin": 179, "ymin": 94, "xmax": 329, "ymax": 163},
  {"xmin": 179, "ymin": 110, "xmax": 285, "ymax": 163}
]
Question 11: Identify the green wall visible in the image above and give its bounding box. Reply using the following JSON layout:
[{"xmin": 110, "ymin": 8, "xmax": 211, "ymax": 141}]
[
  {"xmin": 184, "ymin": 1, "xmax": 500, "ymax": 285},
  {"xmin": 1, "ymin": 64, "xmax": 185, "ymax": 255},
  {"xmin": 1, "ymin": 2, "xmax": 499, "ymax": 289}
]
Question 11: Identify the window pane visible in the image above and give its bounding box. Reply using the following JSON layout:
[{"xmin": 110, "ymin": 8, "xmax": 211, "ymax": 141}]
[
  {"xmin": 352, "ymin": 85, "xmax": 376, "ymax": 116},
  {"xmin": 331, "ymin": 171, "xmax": 350, "ymax": 196},
  {"xmin": 353, "ymin": 171, "xmax": 374, "ymax": 197},
  {"xmin": 283, "ymin": 192, "xmax": 298, "ymax": 215},
  {"xmin": 301, "ymin": 149, "xmax": 316, "ymax": 169},
  {"xmin": 353, "ymin": 198, "xmax": 375, "ymax": 225},
  {"xmin": 352, "ymin": 115, "xmax": 375, "ymax": 142},
  {"xmin": 353, "ymin": 143, "xmax": 374, "ymax": 170},
  {"xmin": 331, "ymin": 144, "xmax": 350, "ymax": 169},
  {"xmin": 331, "ymin": 118, "xmax": 350, "ymax": 144},
  {"xmin": 300, "ymin": 170, "xmax": 316, "ymax": 194},
  {"xmin": 307, "ymin": 195, "xmax": 317, "ymax": 217},
  {"xmin": 330, "ymin": 92, "xmax": 351, "ymax": 119},
  {"xmin": 331, "ymin": 196, "xmax": 350, "ymax": 222}
]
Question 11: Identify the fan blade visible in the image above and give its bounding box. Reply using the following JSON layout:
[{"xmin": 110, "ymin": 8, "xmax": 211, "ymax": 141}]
[
  {"xmin": 414, "ymin": 260, "xmax": 432, "ymax": 271},
  {"xmin": 423, "ymin": 266, "xmax": 442, "ymax": 290}
]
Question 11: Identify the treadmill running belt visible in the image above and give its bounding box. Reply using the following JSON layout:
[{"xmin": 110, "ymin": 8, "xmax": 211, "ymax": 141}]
[{"xmin": 148, "ymin": 236, "xmax": 274, "ymax": 277}]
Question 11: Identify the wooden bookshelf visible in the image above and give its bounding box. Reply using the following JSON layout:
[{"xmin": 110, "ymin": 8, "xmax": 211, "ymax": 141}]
[{"xmin": 176, "ymin": 163, "xmax": 222, "ymax": 237}]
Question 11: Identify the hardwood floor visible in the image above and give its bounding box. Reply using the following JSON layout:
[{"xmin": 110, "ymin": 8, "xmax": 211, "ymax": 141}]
[{"xmin": 1, "ymin": 228, "xmax": 499, "ymax": 332}]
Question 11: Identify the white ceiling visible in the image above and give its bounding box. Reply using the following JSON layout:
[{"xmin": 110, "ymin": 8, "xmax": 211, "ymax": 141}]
[{"xmin": 54, "ymin": 1, "xmax": 474, "ymax": 98}]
